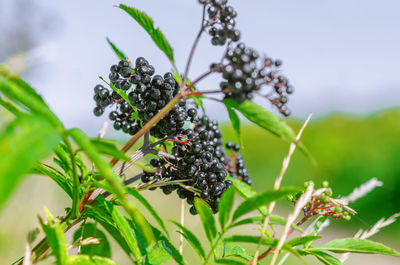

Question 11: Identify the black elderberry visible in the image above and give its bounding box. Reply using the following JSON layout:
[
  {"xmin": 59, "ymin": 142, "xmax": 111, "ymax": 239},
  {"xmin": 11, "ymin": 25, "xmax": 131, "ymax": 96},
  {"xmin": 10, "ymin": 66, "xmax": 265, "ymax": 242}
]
[
  {"xmin": 233, "ymin": 144, "xmax": 241, "ymax": 152},
  {"xmin": 93, "ymin": 106, "xmax": 104, "ymax": 116}
]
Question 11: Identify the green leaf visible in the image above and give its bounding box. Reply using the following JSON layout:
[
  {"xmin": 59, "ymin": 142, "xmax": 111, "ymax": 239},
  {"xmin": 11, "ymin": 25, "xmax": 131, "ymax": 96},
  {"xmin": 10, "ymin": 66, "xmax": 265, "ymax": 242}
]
[
  {"xmin": 229, "ymin": 215, "xmax": 303, "ymax": 233},
  {"xmin": 54, "ymin": 143, "xmax": 72, "ymax": 173},
  {"xmin": 226, "ymin": 176, "xmax": 268, "ymax": 216},
  {"xmin": 215, "ymin": 258, "xmax": 248, "ymax": 265},
  {"xmin": 106, "ymin": 38, "xmax": 126, "ymax": 60},
  {"xmin": 224, "ymin": 102, "xmax": 241, "ymax": 143},
  {"xmin": 107, "ymin": 203, "xmax": 142, "ymax": 261},
  {"xmin": 68, "ymin": 129, "xmax": 156, "ymax": 250},
  {"xmin": 86, "ymin": 200, "xmax": 134, "ymax": 259},
  {"xmin": 68, "ymin": 128, "xmax": 126, "ymax": 196},
  {"xmin": 0, "ymin": 96, "xmax": 23, "ymax": 116},
  {"xmin": 146, "ymin": 240, "xmax": 171, "ymax": 264},
  {"xmin": 232, "ymin": 187, "xmax": 301, "ymax": 221},
  {"xmin": 218, "ymin": 187, "xmax": 235, "ymax": 230},
  {"xmin": 224, "ymin": 235, "xmax": 277, "ymax": 246},
  {"xmin": 223, "ymin": 245, "xmax": 256, "ymax": 263},
  {"xmin": 8, "ymin": 75, "xmax": 47, "ymax": 107},
  {"xmin": 170, "ymin": 220, "xmax": 206, "ymax": 261},
  {"xmin": 127, "ymin": 188, "xmax": 169, "ymax": 237},
  {"xmin": 90, "ymin": 138, "xmax": 129, "ymax": 161},
  {"xmin": 194, "ymin": 198, "xmax": 218, "ymax": 245},
  {"xmin": 68, "ymin": 255, "xmax": 120, "ymax": 265},
  {"xmin": 306, "ymin": 250, "xmax": 344, "ymax": 265},
  {"xmin": 119, "ymin": 4, "xmax": 174, "ymax": 63},
  {"xmin": 224, "ymin": 99, "xmax": 296, "ymax": 142},
  {"xmin": 33, "ymin": 163, "xmax": 73, "ymax": 198},
  {"xmin": 152, "ymin": 226, "xmax": 188, "ymax": 265},
  {"xmin": 73, "ymin": 222, "xmax": 111, "ymax": 258},
  {"xmin": 0, "ymin": 76, "xmax": 63, "ymax": 128},
  {"xmin": 224, "ymin": 235, "xmax": 298, "ymax": 256},
  {"xmin": 39, "ymin": 210, "xmax": 69, "ymax": 265},
  {"xmin": 0, "ymin": 115, "xmax": 61, "ymax": 210},
  {"xmin": 320, "ymin": 238, "xmax": 400, "ymax": 257},
  {"xmin": 288, "ymin": 236, "xmax": 320, "ymax": 247}
]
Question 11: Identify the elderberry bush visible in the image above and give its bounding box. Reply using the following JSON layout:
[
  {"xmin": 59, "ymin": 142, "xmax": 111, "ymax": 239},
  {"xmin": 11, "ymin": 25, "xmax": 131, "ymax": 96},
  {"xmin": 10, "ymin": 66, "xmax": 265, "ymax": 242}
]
[
  {"xmin": 225, "ymin": 141, "xmax": 252, "ymax": 185},
  {"xmin": 93, "ymin": 58, "xmax": 190, "ymax": 138},
  {"xmin": 217, "ymin": 42, "xmax": 294, "ymax": 116},
  {"xmin": 141, "ymin": 115, "xmax": 252, "ymax": 215},
  {"xmin": 199, "ymin": 0, "xmax": 241, "ymax": 45}
]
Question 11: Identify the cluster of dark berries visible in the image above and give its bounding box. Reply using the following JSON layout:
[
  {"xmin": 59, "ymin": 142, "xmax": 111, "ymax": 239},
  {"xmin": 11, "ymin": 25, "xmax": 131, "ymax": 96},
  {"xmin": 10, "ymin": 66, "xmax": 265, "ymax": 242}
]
[
  {"xmin": 142, "ymin": 115, "xmax": 237, "ymax": 215},
  {"xmin": 198, "ymin": 0, "xmax": 240, "ymax": 46},
  {"xmin": 225, "ymin": 142, "xmax": 252, "ymax": 185},
  {"xmin": 93, "ymin": 58, "xmax": 191, "ymax": 138},
  {"xmin": 216, "ymin": 42, "xmax": 294, "ymax": 116}
]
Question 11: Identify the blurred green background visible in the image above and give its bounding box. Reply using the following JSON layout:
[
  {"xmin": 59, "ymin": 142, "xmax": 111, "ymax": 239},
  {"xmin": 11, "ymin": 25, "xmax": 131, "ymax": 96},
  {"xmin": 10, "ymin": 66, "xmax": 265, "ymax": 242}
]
[{"xmin": 1, "ymin": 108, "xmax": 399, "ymax": 264}]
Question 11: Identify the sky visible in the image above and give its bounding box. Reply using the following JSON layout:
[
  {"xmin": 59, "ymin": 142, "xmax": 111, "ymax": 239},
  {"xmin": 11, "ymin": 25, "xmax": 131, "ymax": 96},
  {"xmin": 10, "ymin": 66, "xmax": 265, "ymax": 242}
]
[{"xmin": 2, "ymin": 0, "xmax": 400, "ymax": 135}]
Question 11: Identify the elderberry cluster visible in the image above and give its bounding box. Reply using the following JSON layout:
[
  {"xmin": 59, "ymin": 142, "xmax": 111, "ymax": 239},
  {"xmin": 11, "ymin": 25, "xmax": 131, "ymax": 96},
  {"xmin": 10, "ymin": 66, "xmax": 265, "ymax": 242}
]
[
  {"xmin": 217, "ymin": 42, "xmax": 294, "ymax": 116},
  {"xmin": 225, "ymin": 142, "xmax": 252, "ymax": 185},
  {"xmin": 199, "ymin": 0, "xmax": 240, "ymax": 46},
  {"xmin": 142, "ymin": 114, "xmax": 238, "ymax": 215},
  {"xmin": 92, "ymin": 58, "xmax": 190, "ymax": 138}
]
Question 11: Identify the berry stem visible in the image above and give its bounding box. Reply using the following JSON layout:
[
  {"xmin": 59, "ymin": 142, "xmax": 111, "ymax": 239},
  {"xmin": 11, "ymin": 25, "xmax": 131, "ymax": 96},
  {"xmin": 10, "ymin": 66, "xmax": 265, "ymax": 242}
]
[
  {"xmin": 110, "ymin": 93, "xmax": 184, "ymax": 166},
  {"xmin": 185, "ymin": 65, "xmax": 223, "ymax": 92},
  {"xmin": 186, "ymin": 88, "xmax": 231, "ymax": 96},
  {"xmin": 181, "ymin": 4, "xmax": 207, "ymax": 93}
]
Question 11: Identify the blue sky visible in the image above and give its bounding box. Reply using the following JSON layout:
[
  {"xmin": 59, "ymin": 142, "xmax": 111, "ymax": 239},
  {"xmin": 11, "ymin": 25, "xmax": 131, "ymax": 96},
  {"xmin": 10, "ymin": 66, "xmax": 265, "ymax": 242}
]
[{"xmin": 2, "ymin": 0, "xmax": 400, "ymax": 135}]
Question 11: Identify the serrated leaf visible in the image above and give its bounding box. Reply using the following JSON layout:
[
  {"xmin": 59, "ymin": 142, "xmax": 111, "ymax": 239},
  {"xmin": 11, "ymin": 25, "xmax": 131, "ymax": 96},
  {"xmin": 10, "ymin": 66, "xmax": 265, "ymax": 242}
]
[
  {"xmin": 68, "ymin": 255, "xmax": 120, "ymax": 265},
  {"xmin": 90, "ymin": 138, "xmax": 129, "ymax": 161},
  {"xmin": 170, "ymin": 220, "xmax": 206, "ymax": 261},
  {"xmin": 232, "ymin": 186, "xmax": 301, "ymax": 221},
  {"xmin": 0, "ymin": 115, "xmax": 61, "ymax": 210},
  {"xmin": 73, "ymin": 222, "xmax": 111, "ymax": 258},
  {"xmin": 224, "ymin": 235, "xmax": 298, "ymax": 256},
  {"xmin": 146, "ymin": 240, "xmax": 171, "ymax": 264},
  {"xmin": 226, "ymin": 176, "xmax": 268, "ymax": 215},
  {"xmin": 0, "ymin": 96, "xmax": 23, "ymax": 116},
  {"xmin": 288, "ymin": 236, "xmax": 320, "ymax": 247},
  {"xmin": 119, "ymin": 4, "xmax": 174, "ymax": 62},
  {"xmin": 218, "ymin": 187, "xmax": 235, "ymax": 230},
  {"xmin": 229, "ymin": 215, "xmax": 303, "ymax": 233},
  {"xmin": 8, "ymin": 75, "xmax": 47, "ymax": 107},
  {"xmin": 152, "ymin": 226, "xmax": 188, "ymax": 265},
  {"xmin": 33, "ymin": 163, "xmax": 72, "ymax": 198},
  {"xmin": 305, "ymin": 250, "xmax": 344, "ymax": 265},
  {"xmin": 194, "ymin": 198, "xmax": 218, "ymax": 245},
  {"xmin": 68, "ymin": 128, "xmax": 126, "ymax": 196},
  {"xmin": 39, "ymin": 214, "xmax": 68, "ymax": 265},
  {"xmin": 106, "ymin": 38, "xmax": 126, "ymax": 60},
  {"xmin": 86, "ymin": 199, "xmax": 133, "ymax": 259},
  {"xmin": 108, "ymin": 203, "xmax": 142, "ymax": 261},
  {"xmin": 68, "ymin": 129, "xmax": 156, "ymax": 250},
  {"xmin": 127, "ymin": 188, "xmax": 169, "ymax": 237},
  {"xmin": 224, "ymin": 102, "xmax": 241, "ymax": 143},
  {"xmin": 0, "ymin": 76, "xmax": 63, "ymax": 128},
  {"xmin": 215, "ymin": 258, "xmax": 248, "ymax": 265},
  {"xmin": 320, "ymin": 238, "xmax": 400, "ymax": 257},
  {"xmin": 224, "ymin": 99, "xmax": 295, "ymax": 142},
  {"xmin": 224, "ymin": 245, "xmax": 256, "ymax": 263}
]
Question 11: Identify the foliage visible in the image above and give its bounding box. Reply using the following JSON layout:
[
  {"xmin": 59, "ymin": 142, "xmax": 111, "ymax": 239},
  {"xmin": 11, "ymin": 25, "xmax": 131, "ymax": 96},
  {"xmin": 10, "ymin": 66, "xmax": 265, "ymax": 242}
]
[{"xmin": 0, "ymin": 1, "xmax": 399, "ymax": 265}]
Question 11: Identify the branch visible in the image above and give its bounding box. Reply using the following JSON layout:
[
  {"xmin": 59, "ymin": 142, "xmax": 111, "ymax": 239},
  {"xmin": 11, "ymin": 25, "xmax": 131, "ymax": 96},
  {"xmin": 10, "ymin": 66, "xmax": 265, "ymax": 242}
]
[{"xmin": 252, "ymin": 113, "xmax": 313, "ymax": 264}]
